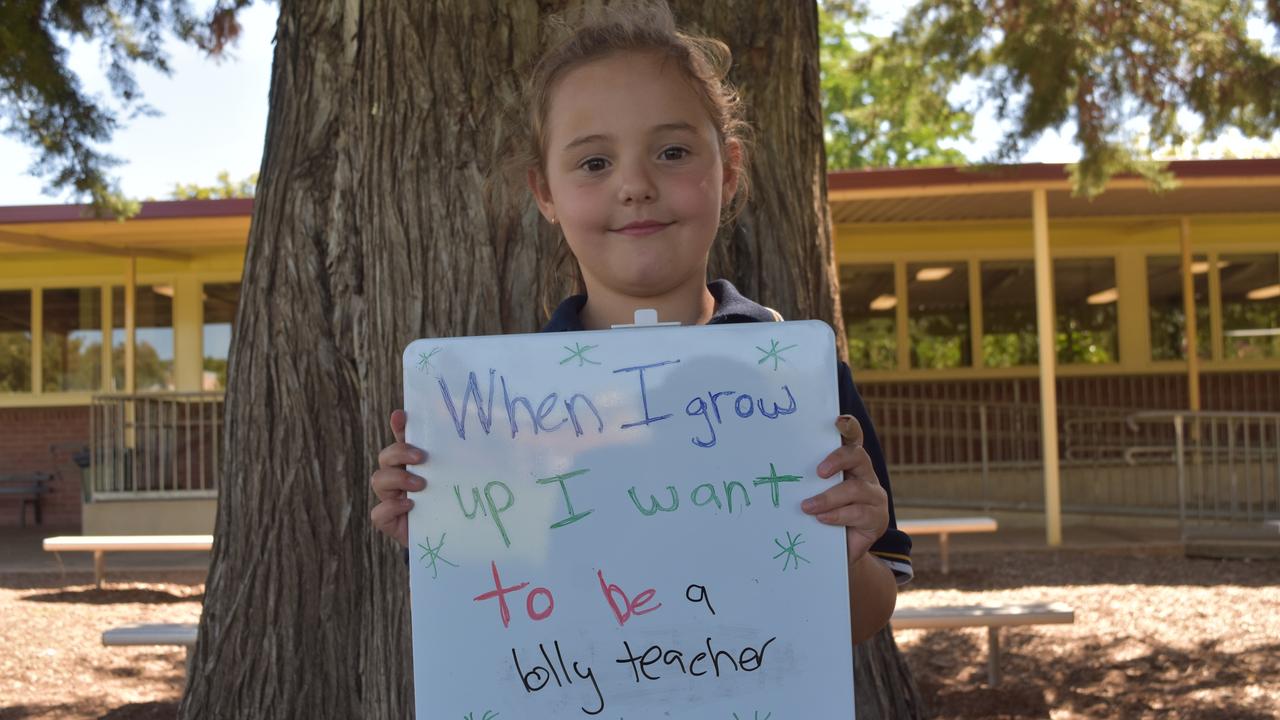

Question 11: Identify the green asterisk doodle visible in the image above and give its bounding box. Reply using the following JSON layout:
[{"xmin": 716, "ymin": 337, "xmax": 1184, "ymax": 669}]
[
  {"xmin": 732, "ymin": 713, "xmax": 772, "ymax": 720},
  {"xmin": 773, "ymin": 531, "xmax": 810, "ymax": 572},
  {"xmin": 416, "ymin": 347, "xmax": 442, "ymax": 374},
  {"xmin": 418, "ymin": 533, "xmax": 459, "ymax": 580},
  {"xmin": 463, "ymin": 713, "xmax": 498, "ymax": 720},
  {"xmin": 756, "ymin": 339, "xmax": 798, "ymax": 371},
  {"xmin": 560, "ymin": 342, "xmax": 601, "ymax": 367}
]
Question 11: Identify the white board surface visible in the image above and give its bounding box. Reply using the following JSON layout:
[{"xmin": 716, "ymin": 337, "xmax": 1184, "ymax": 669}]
[{"xmin": 403, "ymin": 320, "xmax": 854, "ymax": 719}]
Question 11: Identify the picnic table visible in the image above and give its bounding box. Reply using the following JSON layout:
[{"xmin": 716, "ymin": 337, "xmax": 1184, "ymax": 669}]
[
  {"xmin": 898, "ymin": 516, "xmax": 998, "ymax": 574},
  {"xmin": 892, "ymin": 602, "xmax": 1075, "ymax": 685},
  {"xmin": 43, "ymin": 534, "xmax": 213, "ymax": 588}
]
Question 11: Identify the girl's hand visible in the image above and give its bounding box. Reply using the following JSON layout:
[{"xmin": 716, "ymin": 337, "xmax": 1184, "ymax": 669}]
[
  {"xmin": 369, "ymin": 409, "xmax": 427, "ymax": 547},
  {"xmin": 802, "ymin": 415, "xmax": 889, "ymax": 564}
]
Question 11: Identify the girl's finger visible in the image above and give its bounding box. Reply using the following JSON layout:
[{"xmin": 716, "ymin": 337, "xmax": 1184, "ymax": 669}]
[
  {"xmin": 371, "ymin": 497, "xmax": 413, "ymax": 536},
  {"xmin": 835, "ymin": 415, "xmax": 864, "ymax": 447},
  {"xmin": 378, "ymin": 442, "xmax": 426, "ymax": 469},
  {"xmin": 390, "ymin": 409, "xmax": 408, "ymax": 445},
  {"xmin": 802, "ymin": 478, "xmax": 870, "ymax": 515},
  {"xmin": 814, "ymin": 503, "xmax": 874, "ymax": 527},
  {"xmin": 370, "ymin": 467, "xmax": 426, "ymax": 499},
  {"xmin": 816, "ymin": 442, "xmax": 865, "ymax": 479}
]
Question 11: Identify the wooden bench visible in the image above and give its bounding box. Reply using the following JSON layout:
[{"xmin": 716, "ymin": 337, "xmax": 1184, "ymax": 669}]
[
  {"xmin": 0, "ymin": 472, "xmax": 53, "ymax": 527},
  {"xmin": 102, "ymin": 623, "xmax": 199, "ymax": 675},
  {"xmin": 897, "ymin": 516, "xmax": 998, "ymax": 574},
  {"xmin": 891, "ymin": 602, "xmax": 1075, "ymax": 685},
  {"xmin": 43, "ymin": 534, "xmax": 214, "ymax": 588}
]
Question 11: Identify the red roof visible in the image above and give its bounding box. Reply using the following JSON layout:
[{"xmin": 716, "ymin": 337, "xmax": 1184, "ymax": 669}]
[
  {"xmin": 0, "ymin": 198, "xmax": 254, "ymax": 224},
  {"xmin": 2, "ymin": 159, "xmax": 1277, "ymax": 223},
  {"xmin": 828, "ymin": 158, "xmax": 1280, "ymax": 192}
]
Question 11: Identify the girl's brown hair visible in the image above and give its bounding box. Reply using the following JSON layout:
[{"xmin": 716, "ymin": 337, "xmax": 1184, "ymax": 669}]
[{"xmin": 513, "ymin": 1, "xmax": 754, "ymax": 225}]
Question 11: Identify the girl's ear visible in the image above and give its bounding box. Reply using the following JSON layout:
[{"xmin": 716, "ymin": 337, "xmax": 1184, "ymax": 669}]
[
  {"xmin": 720, "ymin": 138, "xmax": 743, "ymax": 206},
  {"xmin": 527, "ymin": 168, "xmax": 556, "ymax": 223}
]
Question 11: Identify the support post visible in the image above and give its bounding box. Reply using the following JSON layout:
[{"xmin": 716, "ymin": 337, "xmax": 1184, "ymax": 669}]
[
  {"xmin": 1032, "ymin": 189, "xmax": 1062, "ymax": 546},
  {"xmin": 125, "ymin": 257, "xmax": 137, "ymax": 394},
  {"xmin": 94, "ymin": 550, "xmax": 105, "ymax": 589},
  {"xmin": 987, "ymin": 627, "xmax": 1001, "ymax": 686},
  {"xmin": 1179, "ymin": 218, "xmax": 1201, "ymax": 412}
]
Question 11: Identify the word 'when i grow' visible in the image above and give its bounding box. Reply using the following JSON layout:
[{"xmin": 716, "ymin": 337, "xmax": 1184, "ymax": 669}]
[{"xmin": 435, "ymin": 359, "xmax": 798, "ymax": 448}]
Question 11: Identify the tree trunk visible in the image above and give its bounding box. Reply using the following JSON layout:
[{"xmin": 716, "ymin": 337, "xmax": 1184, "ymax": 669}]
[
  {"xmin": 179, "ymin": 1, "xmax": 917, "ymax": 718},
  {"xmin": 681, "ymin": 1, "xmax": 846, "ymax": 354}
]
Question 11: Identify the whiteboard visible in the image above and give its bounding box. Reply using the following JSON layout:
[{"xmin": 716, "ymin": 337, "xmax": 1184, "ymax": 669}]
[{"xmin": 403, "ymin": 320, "xmax": 854, "ymax": 719}]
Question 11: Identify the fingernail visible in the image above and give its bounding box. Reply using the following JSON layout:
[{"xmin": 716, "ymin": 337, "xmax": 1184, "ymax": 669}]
[
  {"xmin": 801, "ymin": 498, "xmax": 817, "ymax": 512},
  {"xmin": 413, "ymin": 450, "xmax": 426, "ymax": 463},
  {"xmin": 413, "ymin": 477, "xmax": 427, "ymax": 490},
  {"xmin": 816, "ymin": 462, "xmax": 830, "ymax": 477}
]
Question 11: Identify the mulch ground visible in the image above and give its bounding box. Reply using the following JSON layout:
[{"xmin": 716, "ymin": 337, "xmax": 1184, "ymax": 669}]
[{"xmin": 1, "ymin": 551, "xmax": 1276, "ymax": 719}]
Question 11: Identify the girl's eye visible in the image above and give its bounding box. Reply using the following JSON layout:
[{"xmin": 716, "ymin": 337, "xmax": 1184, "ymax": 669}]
[
  {"xmin": 579, "ymin": 157, "xmax": 609, "ymax": 173},
  {"xmin": 660, "ymin": 147, "xmax": 690, "ymax": 161}
]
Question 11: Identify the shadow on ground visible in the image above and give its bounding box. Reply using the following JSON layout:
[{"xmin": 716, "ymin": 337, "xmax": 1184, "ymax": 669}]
[
  {"xmin": 97, "ymin": 702, "xmax": 180, "ymax": 720},
  {"xmin": 904, "ymin": 627, "xmax": 1280, "ymax": 719},
  {"xmin": 19, "ymin": 586, "xmax": 203, "ymax": 605},
  {"xmin": 1, "ymin": 702, "xmax": 179, "ymax": 720}
]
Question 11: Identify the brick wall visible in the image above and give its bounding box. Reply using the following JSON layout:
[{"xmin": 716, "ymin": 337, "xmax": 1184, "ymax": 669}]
[{"xmin": 0, "ymin": 406, "xmax": 89, "ymax": 528}]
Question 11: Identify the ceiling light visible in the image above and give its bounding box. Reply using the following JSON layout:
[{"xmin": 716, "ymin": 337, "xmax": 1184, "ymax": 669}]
[
  {"xmin": 1087, "ymin": 288, "xmax": 1118, "ymax": 305},
  {"xmin": 869, "ymin": 294, "xmax": 897, "ymax": 311},
  {"xmin": 151, "ymin": 285, "xmax": 175, "ymax": 298},
  {"xmin": 1190, "ymin": 260, "xmax": 1229, "ymax": 274},
  {"xmin": 915, "ymin": 267, "xmax": 954, "ymax": 282},
  {"xmin": 1246, "ymin": 284, "xmax": 1280, "ymax": 301}
]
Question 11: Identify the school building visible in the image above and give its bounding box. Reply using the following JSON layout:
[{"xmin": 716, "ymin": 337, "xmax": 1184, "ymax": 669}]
[{"xmin": 1, "ymin": 159, "xmax": 1277, "ymax": 539}]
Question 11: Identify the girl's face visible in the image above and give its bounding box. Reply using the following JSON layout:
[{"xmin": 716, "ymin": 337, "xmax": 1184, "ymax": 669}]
[{"xmin": 529, "ymin": 50, "xmax": 740, "ymax": 300}]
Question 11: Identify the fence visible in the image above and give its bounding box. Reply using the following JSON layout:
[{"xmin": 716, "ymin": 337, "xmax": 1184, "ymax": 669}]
[
  {"xmin": 1126, "ymin": 411, "xmax": 1280, "ymax": 539},
  {"xmin": 867, "ymin": 397, "xmax": 1280, "ymax": 523},
  {"xmin": 88, "ymin": 392, "xmax": 225, "ymax": 499}
]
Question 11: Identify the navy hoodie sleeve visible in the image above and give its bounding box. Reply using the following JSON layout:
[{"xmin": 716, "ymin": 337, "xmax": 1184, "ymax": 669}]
[{"xmin": 837, "ymin": 361, "xmax": 913, "ymax": 584}]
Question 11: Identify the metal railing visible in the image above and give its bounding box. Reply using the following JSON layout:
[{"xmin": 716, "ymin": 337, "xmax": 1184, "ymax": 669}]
[
  {"xmin": 88, "ymin": 392, "xmax": 225, "ymax": 499},
  {"xmin": 1126, "ymin": 411, "xmax": 1280, "ymax": 539},
  {"xmin": 864, "ymin": 397, "xmax": 1270, "ymax": 518}
]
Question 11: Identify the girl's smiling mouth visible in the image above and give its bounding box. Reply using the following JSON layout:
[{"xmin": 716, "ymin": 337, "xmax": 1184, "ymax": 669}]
[{"xmin": 611, "ymin": 220, "xmax": 674, "ymax": 236}]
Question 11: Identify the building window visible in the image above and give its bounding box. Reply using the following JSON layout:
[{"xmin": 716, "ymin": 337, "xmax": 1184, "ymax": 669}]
[
  {"xmin": 1054, "ymin": 258, "xmax": 1119, "ymax": 364},
  {"xmin": 42, "ymin": 287, "xmax": 103, "ymax": 392},
  {"xmin": 0, "ymin": 290, "xmax": 33, "ymax": 393},
  {"xmin": 839, "ymin": 264, "xmax": 896, "ymax": 371},
  {"xmin": 111, "ymin": 285, "xmax": 175, "ymax": 391},
  {"xmin": 202, "ymin": 282, "xmax": 240, "ymax": 390},
  {"xmin": 908, "ymin": 261, "xmax": 970, "ymax": 369},
  {"xmin": 980, "ymin": 260, "xmax": 1037, "ymax": 367},
  {"xmin": 1220, "ymin": 253, "xmax": 1280, "ymax": 360},
  {"xmin": 1147, "ymin": 255, "xmax": 1210, "ymax": 361}
]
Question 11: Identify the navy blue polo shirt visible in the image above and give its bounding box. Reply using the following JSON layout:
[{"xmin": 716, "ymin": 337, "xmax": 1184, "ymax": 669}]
[{"xmin": 542, "ymin": 279, "xmax": 914, "ymax": 583}]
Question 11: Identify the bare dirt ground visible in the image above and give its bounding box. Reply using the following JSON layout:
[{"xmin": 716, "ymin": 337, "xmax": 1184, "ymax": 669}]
[
  {"xmin": 899, "ymin": 549, "xmax": 1280, "ymax": 719},
  {"xmin": 1, "ymin": 551, "xmax": 1276, "ymax": 719}
]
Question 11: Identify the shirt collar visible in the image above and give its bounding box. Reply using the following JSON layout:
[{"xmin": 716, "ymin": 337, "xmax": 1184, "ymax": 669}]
[{"xmin": 540, "ymin": 279, "xmax": 776, "ymax": 332}]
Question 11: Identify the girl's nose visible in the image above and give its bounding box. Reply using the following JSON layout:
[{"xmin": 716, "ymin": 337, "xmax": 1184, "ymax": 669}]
[{"xmin": 617, "ymin": 167, "xmax": 657, "ymax": 204}]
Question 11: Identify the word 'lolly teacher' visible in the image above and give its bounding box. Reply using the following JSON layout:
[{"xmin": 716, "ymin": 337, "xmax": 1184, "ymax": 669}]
[{"xmin": 403, "ymin": 320, "xmax": 855, "ymax": 719}]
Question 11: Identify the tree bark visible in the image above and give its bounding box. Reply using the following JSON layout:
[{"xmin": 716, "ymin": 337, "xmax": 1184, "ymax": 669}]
[
  {"xmin": 679, "ymin": 1, "xmax": 846, "ymax": 355},
  {"xmin": 179, "ymin": 1, "xmax": 914, "ymax": 718}
]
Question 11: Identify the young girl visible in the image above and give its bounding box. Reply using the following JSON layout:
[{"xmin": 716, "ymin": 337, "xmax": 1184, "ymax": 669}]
[{"xmin": 369, "ymin": 1, "xmax": 911, "ymax": 645}]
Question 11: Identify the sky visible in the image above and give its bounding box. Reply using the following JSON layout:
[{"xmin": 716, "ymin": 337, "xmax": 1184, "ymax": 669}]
[{"xmin": 0, "ymin": 1, "xmax": 1276, "ymax": 207}]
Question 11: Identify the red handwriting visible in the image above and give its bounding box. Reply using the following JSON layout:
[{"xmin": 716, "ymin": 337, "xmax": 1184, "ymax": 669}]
[
  {"xmin": 473, "ymin": 561, "xmax": 558, "ymax": 628},
  {"xmin": 597, "ymin": 569, "xmax": 662, "ymax": 626}
]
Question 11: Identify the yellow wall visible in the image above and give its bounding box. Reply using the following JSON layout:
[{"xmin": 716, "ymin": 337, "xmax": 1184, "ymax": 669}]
[
  {"xmin": 0, "ymin": 216, "xmax": 246, "ymax": 408},
  {"xmin": 834, "ymin": 212, "xmax": 1280, "ymax": 382}
]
